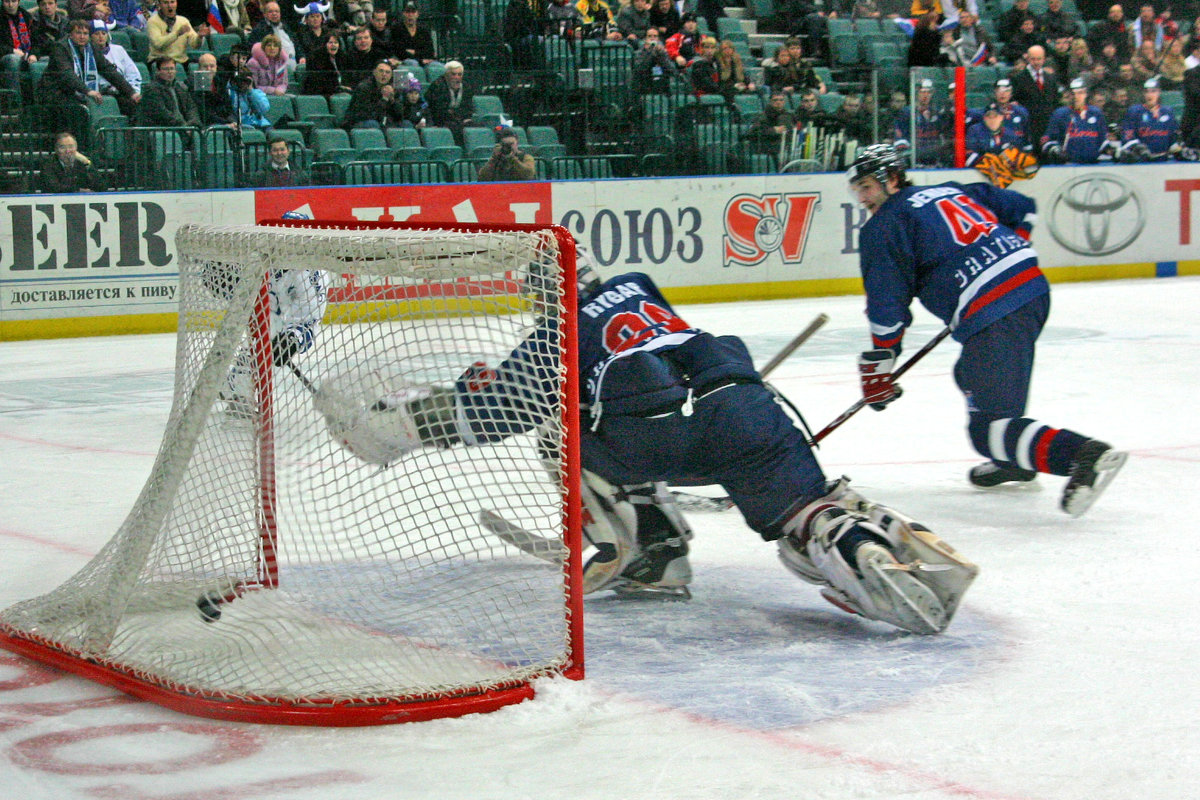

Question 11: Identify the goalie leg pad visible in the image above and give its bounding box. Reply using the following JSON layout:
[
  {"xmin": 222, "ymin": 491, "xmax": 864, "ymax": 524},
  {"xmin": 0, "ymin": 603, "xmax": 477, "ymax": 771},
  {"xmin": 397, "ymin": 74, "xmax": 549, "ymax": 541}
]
[
  {"xmin": 578, "ymin": 471, "xmax": 640, "ymax": 594},
  {"xmin": 612, "ymin": 482, "xmax": 693, "ymax": 598},
  {"xmin": 826, "ymin": 479, "xmax": 979, "ymax": 626}
]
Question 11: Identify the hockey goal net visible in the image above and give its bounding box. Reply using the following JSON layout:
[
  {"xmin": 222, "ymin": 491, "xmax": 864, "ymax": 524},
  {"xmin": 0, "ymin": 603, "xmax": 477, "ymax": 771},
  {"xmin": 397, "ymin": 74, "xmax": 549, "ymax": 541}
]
[{"xmin": 0, "ymin": 220, "xmax": 583, "ymax": 725}]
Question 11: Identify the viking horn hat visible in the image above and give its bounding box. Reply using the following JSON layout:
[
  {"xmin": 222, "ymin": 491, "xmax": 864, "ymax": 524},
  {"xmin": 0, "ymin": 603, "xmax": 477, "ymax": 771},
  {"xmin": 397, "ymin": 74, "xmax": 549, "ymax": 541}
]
[{"xmin": 295, "ymin": 1, "xmax": 331, "ymax": 15}]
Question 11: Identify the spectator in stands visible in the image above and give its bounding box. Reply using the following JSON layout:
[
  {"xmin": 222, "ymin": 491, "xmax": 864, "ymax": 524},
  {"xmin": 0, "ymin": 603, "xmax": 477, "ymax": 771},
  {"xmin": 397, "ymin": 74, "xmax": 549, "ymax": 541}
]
[
  {"xmin": 478, "ymin": 125, "xmax": 536, "ymax": 181},
  {"xmin": 1130, "ymin": 37, "xmax": 1161, "ymax": 82},
  {"xmin": 940, "ymin": 0, "xmax": 980, "ymax": 26},
  {"xmin": 665, "ymin": 11, "xmax": 701, "ymax": 67},
  {"xmin": 1040, "ymin": 0, "xmax": 1081, "ymax": 38},
  {"xmin": 833, "ymin": 92, "xmax": 873, "ymax": 141},
  {"xmin": 576, "ymin": 0, "xmax": 617, "ymax": 35},
  {"xmin": 1186, "ymin": 32, "xmax": 1200, "ymax": 69},
  {"xmin": 301, "ymin": 29, "xmax": 349, "ymax": 95},
  {"xmin": 992, "ymin": 77, "xmax": 1033, "ymax": 148},
  {"xmin": 1157, "ymin": 6, "xmax": 1179, "ymax": 41},
  {"xmin": 214, "ymin": 40, "xmax": 250, "ymax": 95},
  {"xmin": 546, "ymin": 0, "xmax": 583, "ymax": 35},
  {"xmin": 295, "ymin": 1, "xmax": 330, "ymax": 65},
  {"xmin": 715, "ymin": 38, "xmax": 755, "ymax": 100},
  {"xmin": 965, "ymin": 103, "xmax": 1021, "ymax": 166},
  {"xmin": 793, "ymin": 87, "xmax": 831, "ymax": 129},
  {"xmin": 1, "ymin": 0, "xmax": 38, "ymax": 98},
  {"xmin": 998, "ymin": 0, "xmax": 1036, "ymax": 43},
  {"xmin": 210, "ymin": 0, "xmax": 253, "ymax": 32},
  {"xmin": 1047, "ymin": 33, "xmax": 1074, "ymax": 76},
  {"xmin": 367, "ymin": 7, "xmax": 392, "ymax": 54},
  {"xmin": 782, "ymin": 36, "xmax": 823, "ymax": 93},
  {"xmin": 30, "ymin": 0, "xmax": 69, "ymax": 59},
  {"xmin": 688, "ymin": 34, "xmax": 720, "ymax": 95},
  {"xmin": 502, "ymin": 0, "xmax": 542, "ymax": 70},
  {"xmin": 744, "ymin": 90, "xmax": 794, "ymax": 152},
  {"xmin": 333, "ymin": 0, "xmax": 369, "ymax": 28},
  {"xmin": 1087, "ymin": 4, "xmax": 1131, "ymax": 62},
  {"xmin": 852, "ymin": 0, "xmax": 882, "ymax": 18},
  {"xmin": 907, "ymin": 12, "xmax": 946, "ymax": 67},
  {"xmin": 616, "ymin": 0, "xmax": 652, "ymax": 42},
  {"xmin": 425, "ymin": 58, "xmax": 473, "ymax": 143},
  {"xmin": 251, "ymin": 136, "xmax": 309, "ymax": 185},
  {"xmin": 90, "ymin": 20, "xmax": 139, "ymax": 113},
  {"xmin": 40, "ymin": 17, "xmax": 139, "ymax": 147},
  {"xmin": 219, "ymin": 66, "xmax": 272, "ymax": 131},
  {"xmin": 768, "ymin": 0, "xmax": 832, "ymax": 62},
  {"xmin": 1002, "ymin": 17, "xmax": 1044, "ymax": 64},
  {"xmin": 1067, "ymin": 34, "xmax": 1094, "ymax": 78},
  {"xmin": 1109, "ymin": 83, "xmax": 1132, "ymax": 119},
  {"xmin": 397, "ymin": 75, "xmax": 426, "ymax": 127},
  {"xmin": 631, "ymin": 26, "xmax": 676, "ymax": 93},
  {"xmin": 196, "ymin": 50, "xmax": 217, "ymax": 73},
  {"xmin": 1109, "ymin": 59, "xmax": 1138, "ymax": 91},
  {"xmin": 343, "ymin": 57, "xmax": 401, "ymax": 128},
  {"xmin": 148, "ymin": 0, "xmax": 201, "ymax": 65},
  {"xmin": 248, "ymin": 1, "xmax": 297, "ymax": 62},
  {"xmin": 38, "ymin": 131, "xmax": 102, "ymax": 192},
  {"xmin": 343, "ymin": 25, "xmax": 383, "ymax": 85},
  {"xmin": 249, "ymin": 35, "xmax": 289, "ymax": 94},
  {"xmin": 1042, "ymin": 76, "xmax": 1110, "ymax": 162},
  {"xmin": 139, "ymin": 55, "xmax": 200, "ymax": 126},
  {"xmin": 108, "ymin": 0, "xmax": 151, "ymax": 30},
  {"xmin": 1130, "ymin": 3, "xmax": 1164, "ymax": 52},
  {"xmin": 1012, "ymin": 43, "xmax": 1062, "ymax": 147},
  {"xmin": 648, "ymin": 0, "xmax": 681, "ymax": 38},
  {"xmin": 1160, "ymin": 35, "xmax": 1187, "ymax": 86},
  {"xmin": 392, "ymin": 2, "xmax": 438, "ymax": 68},
  {"xmin": 763, "ymin": 46, "xmax": 822, "ymax": 95},
  {"xmin": 954, "ymin": 11, "xmax": 995, "ymax": 65}
]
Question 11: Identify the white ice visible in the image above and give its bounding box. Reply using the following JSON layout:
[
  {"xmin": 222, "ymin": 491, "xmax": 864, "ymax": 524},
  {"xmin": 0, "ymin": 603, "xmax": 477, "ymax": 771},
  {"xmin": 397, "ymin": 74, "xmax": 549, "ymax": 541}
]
[{"xmin": 1, "ymin": 277, "xmax": 1197, "ymax": 800}]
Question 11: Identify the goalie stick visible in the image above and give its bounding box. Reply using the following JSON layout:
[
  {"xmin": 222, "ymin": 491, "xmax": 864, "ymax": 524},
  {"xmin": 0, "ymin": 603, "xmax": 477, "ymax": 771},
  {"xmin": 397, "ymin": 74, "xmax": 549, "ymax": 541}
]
[{"xmin": 480, "ymin": 510, "xmax": 565, "ymax": 565}]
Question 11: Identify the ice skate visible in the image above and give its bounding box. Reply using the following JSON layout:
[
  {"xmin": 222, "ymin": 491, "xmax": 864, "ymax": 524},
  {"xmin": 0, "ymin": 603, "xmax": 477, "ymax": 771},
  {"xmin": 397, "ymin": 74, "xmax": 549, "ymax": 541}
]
[
  {"xmin": 968, "ymin": 461, "xmax": 1038, "ymax": 487},
  {"xmin": 609, "ymin": 499, "xmax": 693, "ymax": 601},
  {"xmin": 1061, "ymin": 440, "xmax": 1127, "ymax": 517}
]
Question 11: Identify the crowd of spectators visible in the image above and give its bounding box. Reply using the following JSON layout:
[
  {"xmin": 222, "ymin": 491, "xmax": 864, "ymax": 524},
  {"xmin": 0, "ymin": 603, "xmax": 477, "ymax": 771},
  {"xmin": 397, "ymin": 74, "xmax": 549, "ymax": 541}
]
[{"xmin": 8, "ymin": 0, "xmax": 1200, "ymax": 193}]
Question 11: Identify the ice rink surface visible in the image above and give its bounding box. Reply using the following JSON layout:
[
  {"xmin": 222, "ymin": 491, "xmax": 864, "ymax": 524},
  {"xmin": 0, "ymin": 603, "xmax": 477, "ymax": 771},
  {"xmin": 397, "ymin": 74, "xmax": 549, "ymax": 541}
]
[{"xmin": 1, "ymin": 276, "xmax": 1197, "ymax": 800}]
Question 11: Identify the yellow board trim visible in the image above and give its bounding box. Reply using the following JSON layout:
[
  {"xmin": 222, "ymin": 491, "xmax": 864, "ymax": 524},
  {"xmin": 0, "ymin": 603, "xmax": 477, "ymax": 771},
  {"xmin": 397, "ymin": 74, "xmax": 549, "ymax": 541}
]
[{"xmin": 5, "ymin": 266, "xmax": 1198, "ymax": 341}]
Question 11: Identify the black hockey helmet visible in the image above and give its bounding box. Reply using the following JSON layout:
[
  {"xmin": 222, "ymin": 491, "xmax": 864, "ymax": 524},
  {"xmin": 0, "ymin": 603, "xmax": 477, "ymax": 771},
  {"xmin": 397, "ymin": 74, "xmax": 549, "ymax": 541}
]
[{"xmin": 846, "ymin": 143, "xmax": 906, "ymax": 187}]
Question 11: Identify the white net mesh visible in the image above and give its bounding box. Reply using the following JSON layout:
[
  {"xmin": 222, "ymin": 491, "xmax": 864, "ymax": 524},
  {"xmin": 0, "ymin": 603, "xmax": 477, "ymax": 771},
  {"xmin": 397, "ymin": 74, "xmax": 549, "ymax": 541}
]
[{"xmin": 0, "ymin": 223, "xmax": 580, "ymax": 722}]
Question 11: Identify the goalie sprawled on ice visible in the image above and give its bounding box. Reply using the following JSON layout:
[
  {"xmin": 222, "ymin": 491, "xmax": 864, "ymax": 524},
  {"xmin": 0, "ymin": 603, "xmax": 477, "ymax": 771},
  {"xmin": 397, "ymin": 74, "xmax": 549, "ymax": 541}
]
[{"xmin": 315, "ymin": 251, "xmax": 978, "ymax": 635}]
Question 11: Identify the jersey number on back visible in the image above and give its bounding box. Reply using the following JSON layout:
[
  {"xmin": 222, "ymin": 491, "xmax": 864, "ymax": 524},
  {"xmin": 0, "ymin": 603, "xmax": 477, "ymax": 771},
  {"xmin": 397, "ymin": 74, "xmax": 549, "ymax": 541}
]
[
  {"xmin": 603, "ymin": 301, "xmax": 690, "ymax": 354},
  {"xmin": 935, "ymin": 194, "xmax": 999, "ymax": 246}
]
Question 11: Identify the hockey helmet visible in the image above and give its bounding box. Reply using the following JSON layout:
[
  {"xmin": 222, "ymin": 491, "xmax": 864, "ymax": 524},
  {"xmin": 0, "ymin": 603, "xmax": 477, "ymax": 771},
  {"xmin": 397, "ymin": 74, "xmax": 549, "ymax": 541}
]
[
  {"xmin": 847, "ymin": 143, "xmax": 906, "ymax": 188},
  {"xmin": 281, "ymin": 210, "xmax": 312, "ymax": 220}
]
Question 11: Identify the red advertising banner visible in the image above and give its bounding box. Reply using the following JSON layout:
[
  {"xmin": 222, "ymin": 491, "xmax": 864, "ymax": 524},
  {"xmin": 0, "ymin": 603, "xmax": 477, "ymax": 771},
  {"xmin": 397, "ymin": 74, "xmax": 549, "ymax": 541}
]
[{"xmin": 253, "ymin": 184, "xmax": 553, "ymax": 303}]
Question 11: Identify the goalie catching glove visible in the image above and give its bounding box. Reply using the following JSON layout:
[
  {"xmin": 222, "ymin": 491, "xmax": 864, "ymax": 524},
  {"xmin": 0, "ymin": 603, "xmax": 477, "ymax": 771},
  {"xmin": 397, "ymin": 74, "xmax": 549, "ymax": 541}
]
[
  {"xmin": 316, "ymin": 385, "xmax": 459, "ymax": 466},
  {"xmin": 858, "ymin": 349, "xmax": 902, "ymax": 411}
]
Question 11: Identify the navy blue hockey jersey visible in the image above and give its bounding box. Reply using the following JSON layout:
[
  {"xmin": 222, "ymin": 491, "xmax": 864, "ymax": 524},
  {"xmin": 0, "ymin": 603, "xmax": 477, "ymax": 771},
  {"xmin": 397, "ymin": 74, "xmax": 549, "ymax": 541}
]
[
  {"xmin": 1120, "ymin": 102, "xmax": 1179, "ymax": 155},
  {"xmin": 1042, "ymin": 105, "xmax": 1108, "ymax": 163},
  {"xmin": 857, "ymin": 181, "xmax": 1047, "ymax": 351}
]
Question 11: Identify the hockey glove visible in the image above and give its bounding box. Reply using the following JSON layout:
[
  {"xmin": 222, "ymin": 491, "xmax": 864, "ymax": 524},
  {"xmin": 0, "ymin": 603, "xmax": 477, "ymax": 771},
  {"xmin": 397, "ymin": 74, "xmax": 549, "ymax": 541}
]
[
  {"xmin": 859, "ymin": 349, "xmax": 902, "ymax": 411},
  {"xmin": 270, "ymin": 327, "xmax": 309, "ymax": 367}
]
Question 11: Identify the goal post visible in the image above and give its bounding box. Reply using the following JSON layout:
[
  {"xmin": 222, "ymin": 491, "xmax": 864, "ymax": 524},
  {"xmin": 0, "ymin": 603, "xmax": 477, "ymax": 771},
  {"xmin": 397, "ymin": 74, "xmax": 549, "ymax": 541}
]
[{"xmin": 0, "ymin": 221, "xmax": 584, "ymax": 726}]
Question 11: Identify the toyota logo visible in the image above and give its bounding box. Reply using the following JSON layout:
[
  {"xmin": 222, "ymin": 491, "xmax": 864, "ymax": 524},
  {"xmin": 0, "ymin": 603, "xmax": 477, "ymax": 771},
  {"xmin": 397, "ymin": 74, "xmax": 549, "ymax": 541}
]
[{"xmin": 1047, "ymin": 173, "xmax": 1145, "ymax": 256}]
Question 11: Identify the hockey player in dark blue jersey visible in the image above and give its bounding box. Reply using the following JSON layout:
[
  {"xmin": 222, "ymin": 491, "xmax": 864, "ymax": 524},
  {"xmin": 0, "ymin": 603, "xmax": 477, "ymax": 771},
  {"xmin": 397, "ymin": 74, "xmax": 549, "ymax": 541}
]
[
  {"xmin": 1119, "ymin": 78, "xmax": 1181, "ymax": 161},
  {"xmin": 847, "ymin": 143, "xmax": 1126, "ymax": 517},
  {"xmin": 965, "ymin": 104, "xmax": 1024, "ymax": 167},
  {"xmin": 316, "ymin": 247, "xmax": 979, "ymax": 634},
  {"xmin": 1041, "ymin": 77, "xmax": 1113, "ymax": 164}
]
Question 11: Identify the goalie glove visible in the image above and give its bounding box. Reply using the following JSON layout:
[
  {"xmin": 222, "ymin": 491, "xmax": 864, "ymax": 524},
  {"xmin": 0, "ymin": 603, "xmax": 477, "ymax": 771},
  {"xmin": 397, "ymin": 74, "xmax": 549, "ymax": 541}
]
[
  {"xmin": 315, "ymin": 386, "xmax": 435, "ymax": 467},
  {"xmin": 270, "ymin": 326, "xmax": 313, "ymax": 367},
  {"xmin": 859, "ymin": 349, "xmax": 902, "ymax": 411}
]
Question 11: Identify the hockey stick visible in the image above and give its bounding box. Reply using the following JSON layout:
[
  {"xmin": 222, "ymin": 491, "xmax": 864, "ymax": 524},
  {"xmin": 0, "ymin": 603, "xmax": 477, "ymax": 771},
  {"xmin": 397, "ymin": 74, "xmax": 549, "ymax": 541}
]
[
  {"xmin": 481, "ymin": 510, "xmax": 565, "ymax": 564},
  {"xmin": 811, "ymin": 326, "xmax": 952, "ymax": 444},
  {"xmin": 285, "ymin": 359, "xmax": 318, "ymax": 394},
  {"xmin": 759, "ymin": 312, "xmax": 829, "ymax": 379}
]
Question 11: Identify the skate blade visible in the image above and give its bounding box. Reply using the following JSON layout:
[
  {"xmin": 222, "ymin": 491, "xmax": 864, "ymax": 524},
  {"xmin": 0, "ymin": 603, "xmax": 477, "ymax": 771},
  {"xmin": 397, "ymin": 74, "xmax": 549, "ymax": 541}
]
[
  {"xmin": 1063, "ymin": 450, "xmax": 1128, "ymax": 518},
  {"xmin": 610, "ymin": 581, "xmax": 692, "ymax": 601},
  {"xmin": 862, "ymin": 554, "xmax": 947, "ymax": 635}
]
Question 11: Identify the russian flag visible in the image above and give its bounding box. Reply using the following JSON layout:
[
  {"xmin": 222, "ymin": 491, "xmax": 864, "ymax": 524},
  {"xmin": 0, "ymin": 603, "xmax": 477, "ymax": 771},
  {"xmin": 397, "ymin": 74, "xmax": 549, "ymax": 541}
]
[
  {"xmin": 970, "ymin": 43, "xmax": 988, "ymax": 65},
  {"xmin": 207, "ymin": 0, "xmax": 225, "ymax": 33}
]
